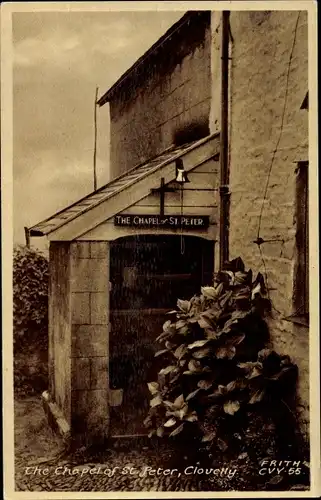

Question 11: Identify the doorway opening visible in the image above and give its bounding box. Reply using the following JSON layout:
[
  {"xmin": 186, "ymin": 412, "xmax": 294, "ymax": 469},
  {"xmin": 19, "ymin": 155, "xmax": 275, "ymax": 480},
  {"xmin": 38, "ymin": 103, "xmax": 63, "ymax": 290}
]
[{"xmin": 109, "ymin": 234, "xmax": 214, "ymax": 435}]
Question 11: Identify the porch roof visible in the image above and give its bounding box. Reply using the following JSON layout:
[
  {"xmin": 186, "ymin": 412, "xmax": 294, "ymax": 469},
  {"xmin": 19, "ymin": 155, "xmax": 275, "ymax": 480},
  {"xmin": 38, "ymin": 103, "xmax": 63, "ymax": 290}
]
[{"xmin": 29, "ymin": 133, "xmax": 220, "ymax": 238}]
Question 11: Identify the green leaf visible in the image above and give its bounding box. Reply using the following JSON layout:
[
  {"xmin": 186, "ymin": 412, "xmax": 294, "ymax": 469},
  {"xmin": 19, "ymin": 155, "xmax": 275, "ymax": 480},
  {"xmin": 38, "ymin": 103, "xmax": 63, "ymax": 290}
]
[
  {"xmin": 187, "ymin": 316, "xmax": 199, "ymax": 324},
  {"xmin": 165, "ymin": 340, "xmax": 176, "ymax": 350},
  {"xmin": 228, "ymin": 333, "xmax": 246, "ymax": 345},
  {"xmin": 150, "ymin": 395, "xmax": 162, "ymax": 407},
  {"xmin": 173, "ymin": 394, "xmax": 185, "ymax": 409},
  {"xmin": 231, "ymin": 309, "xmax": 251, "ymax": 321},
  {"xmin": 163, "ymin": 400, "xmax": 176, "ymax": 410},
  {"xmin": 202, "ymin": 431, "xmax": 216, "ymax": 442},
  {"xmin": 193, "ymin": 347, "xmax": 211, "ymax": 359},
  {"xmin": 215, "ymin": 346, "xmax": 236, "ymax": 359},
  {"xmin": 178, "ymin": 405, "xmax": 189, "ymax": 419},
  {"xmin": 143, "ymin": 415, "xmax": 152, "ymax": 427},
  {"xmin": 198, "ymin": 316, "xmax": 213, "ymax": 330},
  {"xmin": 164, "ymin": 417, "xmax": 177, "ymax": 427},
  {"xmin": 223, "ymin": 400, "xmax": 240, "ymax": 415},
  {"xmin": 154, "ymin": 349, "xmax": 168, "ymax": 358},
  {"xmin": 155, "ymin": 332, "xmax": 170, "ymax": 343},
  {"xmin": 247, "ymin": 366, "xmax": 262, "ymax": 379},
  {"xmin": 188, "ymin": 359, "xmax": 202, "ymax": 372},
  {"xmin": 208, "ymin": 384, "xmax": 227, "ymax": 398},
  {"xmin": 226, "ymin": 380, "xmax": 237, "ymax": 392},
  {"xmin": 188, "ymin": 339, "xmax": 210, "ymax": 350},
  {"xmin": 201, "ymin": 286, "xmax": 218, "ymax": 300},
  {"xmin": 169, "ymin": 423, "xmax": 185, "ymax": 437},
  {"xmin": 147, "ymin": 382, "xmax": 159, "ymax": 395},
  {"xmin": 249, "ymin": 389, "xmax": 265, "ymax": 404},
  {"xmin": 162, "ymin": 320, "xmax": 173, "ymax": 333},
  {"xmin": 219, "ymin": 290, "xmax": 233, "ymax": 308},
  {"xmin": 234, "ymin": 272, "xmax": 249, "ymax": 285},
  {"xmin": 186, "ymin": 388, "xmax": 201, "ymax": 401},
  {"xmin": 185, "ymin": 411, "xmax": 198, "ymax": 422},
  {"xmin": 238, "ymin": 361, "xmax": 261, "ymax": 372},
  {"xmin": 156, "ymin": 426, "xmax": 165, "ymax": 437},
  {"xmin": 159, "ymin": 365, "xmax": 176, "ymax": 376},
  {"xmin": 173, "ymin": 344, "xmax": 188, "ymax": 359},
  {"xmin": 197, "ymin": 380, "xmax": 213, "ymax": 390},
  {"xmin": 177, "ymin": 299, "xmax": 190, "ymax": 313}
]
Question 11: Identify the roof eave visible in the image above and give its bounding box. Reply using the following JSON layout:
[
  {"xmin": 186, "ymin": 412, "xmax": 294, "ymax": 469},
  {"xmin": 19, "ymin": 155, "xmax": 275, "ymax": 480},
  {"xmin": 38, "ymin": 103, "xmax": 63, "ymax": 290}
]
[
  {"xmin": 28, "ymin": 132, "xmax": 220, "ymax": 238},
  {"xmin": 97, "ymin": 11, "xmax": 207, "ymax": 107},
  {"xmin": 29, "ymin": 229, "xmax": 45, "ymax": 237}
]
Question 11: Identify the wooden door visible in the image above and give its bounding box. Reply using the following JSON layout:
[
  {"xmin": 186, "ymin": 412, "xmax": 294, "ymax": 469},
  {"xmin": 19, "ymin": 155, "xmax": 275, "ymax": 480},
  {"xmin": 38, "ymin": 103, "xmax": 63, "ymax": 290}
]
[{"xmin": 109, "ymin": 235, "xmax": 214, "ymax": 436}]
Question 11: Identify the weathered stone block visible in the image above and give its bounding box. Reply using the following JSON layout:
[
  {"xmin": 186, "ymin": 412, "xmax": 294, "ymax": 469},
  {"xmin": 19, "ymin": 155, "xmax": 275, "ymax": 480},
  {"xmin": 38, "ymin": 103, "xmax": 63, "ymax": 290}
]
[
  {"xmin": 70, "ymin": 242, "xmax": 90, "ymax": 259},
  {"xmin": 71, "ymin": 325, "xmax": 108, "ymax": 358},
  {"xmin": 90, "ymin": 292, "xmax": 108, "ymax": 325},
  {"xmin": 71, "ymin": 358, "xmax": 90, "ymax": 390},
  {"xmin": 90, "ymin": 357, "xmax": 108, "ymax": 390},
  {"xmin": 71, "ymin": 389, "xmax": 109, "ymax": 439},
  {"xmin": 71, "ymin": 292, "xmax": 90, "ymax": 325},
  {"xmin": 90, "ymin": 242, "xmax": 108, "ymax": 259},
  {"xmin": 70, "ymin": 259, "xmax": 108, "ymax": 293}
]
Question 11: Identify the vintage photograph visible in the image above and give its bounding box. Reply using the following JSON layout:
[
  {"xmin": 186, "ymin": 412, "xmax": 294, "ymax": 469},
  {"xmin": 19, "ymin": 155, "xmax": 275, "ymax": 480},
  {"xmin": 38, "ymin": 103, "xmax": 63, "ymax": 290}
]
[{"xmin": 2, "ymin": 1, "xmax": 319, "ymax": 497}]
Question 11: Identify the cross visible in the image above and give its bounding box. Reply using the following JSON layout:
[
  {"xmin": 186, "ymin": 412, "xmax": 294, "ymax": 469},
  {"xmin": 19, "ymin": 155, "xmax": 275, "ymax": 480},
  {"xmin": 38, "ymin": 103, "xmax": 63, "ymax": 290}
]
[{"xmin": 150, "ymin": 177, "xmax": 177, "ymax": 217}]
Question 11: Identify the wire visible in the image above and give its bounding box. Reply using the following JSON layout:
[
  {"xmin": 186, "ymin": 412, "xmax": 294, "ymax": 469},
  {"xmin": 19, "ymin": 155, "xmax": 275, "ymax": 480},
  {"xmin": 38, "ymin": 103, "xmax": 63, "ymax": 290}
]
[
  {"xmin": 256, "ymin": 11, "xmax": 301, "ymax": 239},
  {"xmin": 180, "ymin": 185, "xmax": 185, "ymax": 255},
  {"xmin": 258, "ymin": 245, "xmax": 282, "ymax": 316},
  {"xmin": 254, "ymin": 12, "xmax": 301, "ymax": 318}
]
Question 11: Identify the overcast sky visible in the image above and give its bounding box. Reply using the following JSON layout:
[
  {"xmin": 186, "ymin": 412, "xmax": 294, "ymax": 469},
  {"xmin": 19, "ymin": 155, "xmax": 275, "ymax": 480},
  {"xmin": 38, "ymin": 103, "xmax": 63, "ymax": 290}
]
[{"xmin": 13, "ymin": 10, "xmax": 184, "ymax": 246}]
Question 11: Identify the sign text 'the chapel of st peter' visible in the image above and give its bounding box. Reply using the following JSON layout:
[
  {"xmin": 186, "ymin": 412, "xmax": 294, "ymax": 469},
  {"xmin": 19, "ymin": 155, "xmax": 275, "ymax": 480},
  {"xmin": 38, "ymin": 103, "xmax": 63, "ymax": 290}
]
[{"xmin": 114, "ymin": 214, "xmax": 210, "ymax": 229}]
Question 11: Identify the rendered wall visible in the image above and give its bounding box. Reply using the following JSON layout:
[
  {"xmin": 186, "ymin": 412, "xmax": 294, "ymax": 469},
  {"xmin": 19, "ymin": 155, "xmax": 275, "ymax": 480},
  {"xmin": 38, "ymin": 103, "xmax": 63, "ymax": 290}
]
[
  {"xmin": 109, "ymin": 13, "xmax": 212, "ymax": 178},
  {"xmin": 226, "ymin": 10, "xmax": 309, "ymax": 430}
]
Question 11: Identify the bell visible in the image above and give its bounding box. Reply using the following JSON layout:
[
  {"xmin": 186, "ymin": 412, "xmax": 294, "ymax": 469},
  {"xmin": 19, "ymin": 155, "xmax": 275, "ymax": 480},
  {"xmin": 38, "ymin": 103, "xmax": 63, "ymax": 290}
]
[{"xmin": 175, "ymin": 159, "xmax": 190, "ymax": 184}]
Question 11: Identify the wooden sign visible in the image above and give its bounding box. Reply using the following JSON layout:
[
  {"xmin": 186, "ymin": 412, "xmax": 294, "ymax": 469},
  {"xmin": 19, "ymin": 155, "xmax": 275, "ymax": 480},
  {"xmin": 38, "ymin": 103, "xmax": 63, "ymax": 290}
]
[{"xmin": 114, "ymin": 214, "xmax": 210, "ymax": 229}]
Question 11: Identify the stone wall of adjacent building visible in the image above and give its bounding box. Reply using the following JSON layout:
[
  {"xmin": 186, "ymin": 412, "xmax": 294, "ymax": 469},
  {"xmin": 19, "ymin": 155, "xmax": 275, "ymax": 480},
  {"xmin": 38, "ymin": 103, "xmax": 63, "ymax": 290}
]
[
  {"xmin": 70, "ymin": 241, "xmax": 110, "ymax": 443},
  {"xmin": 226, "ymin": 10, "xmax": 309, "ymax": 429},
  {"xmin": 108, "ymin": 12, "xmax": 212, "ymax": 178},
  {"xmin": 49, "ymin": 242, "xmax": 72, "ymax": 423}
]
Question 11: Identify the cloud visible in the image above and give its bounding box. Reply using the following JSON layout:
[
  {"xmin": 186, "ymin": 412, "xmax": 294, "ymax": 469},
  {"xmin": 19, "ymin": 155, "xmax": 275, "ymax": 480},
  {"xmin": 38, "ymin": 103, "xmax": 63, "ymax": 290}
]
[{"xmin": 12, "ymin": 10, "xmax": 184, "ymax": 244}]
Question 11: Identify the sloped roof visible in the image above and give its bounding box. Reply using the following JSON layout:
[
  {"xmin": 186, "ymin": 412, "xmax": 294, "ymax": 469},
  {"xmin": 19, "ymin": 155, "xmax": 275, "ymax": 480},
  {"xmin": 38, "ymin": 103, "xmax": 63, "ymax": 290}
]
[
  {"xmin": 29, "ymin": 134, "xmax": 219, "ymax": 237},
  {"xmin": 97, "ymin": 11, "xmax": 210, "ymax": 106}
]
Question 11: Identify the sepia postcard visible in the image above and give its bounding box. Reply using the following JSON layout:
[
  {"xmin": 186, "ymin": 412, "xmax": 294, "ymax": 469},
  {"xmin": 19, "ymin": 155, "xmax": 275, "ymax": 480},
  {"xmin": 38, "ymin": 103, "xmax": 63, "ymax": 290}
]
[{"xmin": 1, "ymin": 1, "xmax": 320, "ymax": 498}]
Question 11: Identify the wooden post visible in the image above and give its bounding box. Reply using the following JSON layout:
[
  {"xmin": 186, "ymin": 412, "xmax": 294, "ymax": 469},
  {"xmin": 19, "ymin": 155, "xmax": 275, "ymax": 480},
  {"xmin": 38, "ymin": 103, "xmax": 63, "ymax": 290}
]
[
  {"xmin": 219, "ymin": 11, "xmax": 230, "ymax": 269},
  {"xmin": 93, "ymin": 86, "xmax": 99, "ymax": 191},
  {"xmin": 150, "ymin": 177, "xmax": 177, "ymax": 217},
  {"xmin": 24, "ymin": 227, "xmax": 30, "ymax": 248}
]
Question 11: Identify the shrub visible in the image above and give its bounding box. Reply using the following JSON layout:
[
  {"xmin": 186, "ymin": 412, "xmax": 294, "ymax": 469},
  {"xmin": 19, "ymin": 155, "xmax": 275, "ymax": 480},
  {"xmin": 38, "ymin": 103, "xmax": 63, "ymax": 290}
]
[
  {"xmin": 144, "ymin": 257, "xmax": 298, "ymax": 460},
  {"xmin": 13, "ymin": 245, "xmax": 49, "ymax": 348},
  {"xmin": 13, "ymin": 245, "xmax": 49, "ymax": 395}
]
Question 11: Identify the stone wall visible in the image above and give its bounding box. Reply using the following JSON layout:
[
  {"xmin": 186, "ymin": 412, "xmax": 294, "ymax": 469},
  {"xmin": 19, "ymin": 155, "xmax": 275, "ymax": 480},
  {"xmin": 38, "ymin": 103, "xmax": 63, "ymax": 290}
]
[
  {"xmin": 109, "ymin": 13, "xmax": 212, "ymax": 178},
  {"xmin": 49, "ymin": 242, "xmax": 71, "ymax": 423},
  {"xmin": 70, "ymin": 241, "xmax": 110, "ymax": 443},
  {"xmin": 227, "ymin": 11, "xmax": 309, "ymax": 428}
]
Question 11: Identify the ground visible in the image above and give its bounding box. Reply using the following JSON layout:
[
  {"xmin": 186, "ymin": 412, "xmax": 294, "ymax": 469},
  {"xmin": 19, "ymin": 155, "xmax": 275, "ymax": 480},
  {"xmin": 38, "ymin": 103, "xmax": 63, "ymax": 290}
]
[
  {"xmin": 14, "ymin": 396, "xmax": 210, "ymax": 492},
  {"xmin": 14, "ymin": 396, "xmax": 309, "ymax": 493}
]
